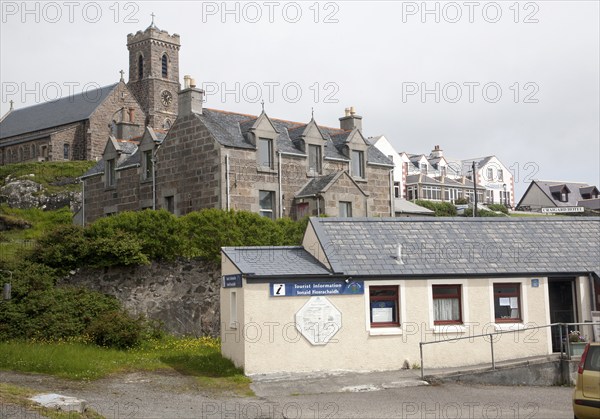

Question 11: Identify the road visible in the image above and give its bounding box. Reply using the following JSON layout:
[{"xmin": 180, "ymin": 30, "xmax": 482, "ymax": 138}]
[{"xmin": 0, "ymin": 370, "xmax": 573, "ymax": 418}]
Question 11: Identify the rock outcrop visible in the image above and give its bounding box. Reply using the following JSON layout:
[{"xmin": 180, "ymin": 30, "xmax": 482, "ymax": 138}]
[{"xmin": 0, "ymin": 176, "xmax": 81, "ymax": 212}]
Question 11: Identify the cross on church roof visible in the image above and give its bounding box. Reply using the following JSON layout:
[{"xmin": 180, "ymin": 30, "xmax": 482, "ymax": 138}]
[
  {"xmin": 151, "ymin": 12, "xmax": 155, "ymax": 26},
  {"xmin": 261, "ymin": 100, "xmax": 265, "ymax": 113},
  {"xmin": 119, "ymin": 69, "xmax": 124, "ymax": 82}
]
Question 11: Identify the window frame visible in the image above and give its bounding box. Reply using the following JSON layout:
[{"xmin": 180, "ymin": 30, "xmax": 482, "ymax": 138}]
[
  {"xmin": 487, "ymin": 167, "xmax": 494, "ymax": 181},
  {"xmin": 63, "ymin": 143, "xmax": 70, "ymax": 160},
  {"xmin": 351, "ymin": 150, "xmax": 365, "ymax": 179},
  {"xmin": 161, "ymin": 54, "xmax": 168, "ymax": 78},
  {"xmin": 432, "ymin": 284, "xmax": 463, "ymax": 325},
  {"xmin": 165, "ymin": 196, "xmax": 175, "ymax": 214},
  {"xmin": 105, "ymin": 158, "xmax": 116, "ymax": 188},
  {"xmin": 369, "ymin": 285, "xmax": 400, "ymax": 328},
  {"xmin": 259, "ymin": 190, "xmax": 275, "ymax": 219},
  {"xmin": 497, "ymin": 168, "xmax": 504, "ymax": 181},
  {"xmin": 308, "ymin": 144, "xmax": 322, "ymax": 174},
  {"xmin": 257, "ymin": 137, "xmax": 274, "ymax": 169},
  {"xmin": 493, "ymin": 283, "xmax": 522, "ymax": 323},
  {"xmin": 143, "ymin": 150, "xmax": 153, "ymax": 181},
  {"xmin": 339, "ymin": 201, "xmax": 352, "ymax": 217}
]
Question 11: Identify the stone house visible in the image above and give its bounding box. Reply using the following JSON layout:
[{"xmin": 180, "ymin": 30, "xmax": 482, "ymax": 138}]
[
  {"xmin": 517, "ymin": 180, "xmax": 600, "ymax": 212},
  {"xmin": 80, "ymin": 81, "xmax": 394, "ymax": 222}
]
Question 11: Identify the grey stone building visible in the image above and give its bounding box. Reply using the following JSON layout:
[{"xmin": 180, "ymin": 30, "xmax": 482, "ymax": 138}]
[
  {"xmin": 0, "ymin": 21, "xmax": 179, "ymax": 165},
  {"xmin": 81, "ymin": 81, "xmax": 395, "ymax": 222}
]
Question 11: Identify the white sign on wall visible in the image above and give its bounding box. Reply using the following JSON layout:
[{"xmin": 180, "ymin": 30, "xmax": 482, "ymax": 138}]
[{"xmin": 295, "ymin": 296, "xmax": 342, "ymax": 346}]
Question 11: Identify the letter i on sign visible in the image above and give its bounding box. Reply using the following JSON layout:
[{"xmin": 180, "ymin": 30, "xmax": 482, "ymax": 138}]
[{"xmin": 273, "ymin": 284, "xmax": 286, "ymax": 296}]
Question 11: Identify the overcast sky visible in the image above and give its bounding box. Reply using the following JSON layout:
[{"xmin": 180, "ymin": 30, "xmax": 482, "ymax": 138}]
[{"xmin": 1, "ymin": 1, "xmax": 598, "ymax": 198}]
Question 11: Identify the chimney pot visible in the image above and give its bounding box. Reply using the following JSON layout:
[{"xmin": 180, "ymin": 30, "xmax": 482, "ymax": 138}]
[{"xmin": 183, "ymin": 75, "xmax": 191, "ymax": 89}]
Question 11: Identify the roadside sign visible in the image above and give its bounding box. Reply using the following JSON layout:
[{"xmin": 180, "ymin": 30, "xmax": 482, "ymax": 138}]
[{"xmin": 541, "ymin": 207, "xmax": 584, "ymax": 214}]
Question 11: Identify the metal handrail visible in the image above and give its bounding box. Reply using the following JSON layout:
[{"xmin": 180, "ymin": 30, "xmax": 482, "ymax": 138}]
[{"xmin": 419, "ymin": 321, "xmax": 600, "ymax": 380}]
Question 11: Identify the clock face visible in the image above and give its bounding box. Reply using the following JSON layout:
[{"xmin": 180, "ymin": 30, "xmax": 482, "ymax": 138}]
[{"xmin": 160, "ymin": 90, "xmax": 173, "ymax": 107}]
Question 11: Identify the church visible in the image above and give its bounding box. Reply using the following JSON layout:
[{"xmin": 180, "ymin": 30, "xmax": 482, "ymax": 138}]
[
  {"xmin": 4, "ymin": 21, "xmax": 393, "ymax": 222},
  {"xmin": 0, "ymin": 21, "xmax": 180, "ymax": 165}
]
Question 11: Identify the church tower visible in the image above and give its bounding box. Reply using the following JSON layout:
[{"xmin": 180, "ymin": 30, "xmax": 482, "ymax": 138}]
[{"xmin": 126, "ymin": 20, "xmax": 181, "ymax": 130}]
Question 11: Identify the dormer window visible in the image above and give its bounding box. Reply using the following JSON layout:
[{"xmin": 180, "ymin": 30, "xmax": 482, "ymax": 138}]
[
  {"xmin": 420, "ymin": 162, "xmax": 427, "ymax": 175},
  {"xmin": 308, "ymin": 144, "xmax": 322, "ymax": 174},
  {"xmin": 440, "ymin": 166, "xmax": 447, "ymax": 177},
  {"xmin": 258, "ymin": 137, "xmax": 274, "ymax": 169},
  {"xmin": 560, "ymin": 192, "xmax": 568, "ymax": 202},
  {"xmin": 143, "ymin": 150, "xmax": 153, "ymax": 180},
  {"xmin": 351, "ymin": 150, "xmax": 365, "ymax": 179},
  {"xmin": 161, "ymin": 54, "xmax": 168, "ymax": 78},
  {"xmin": 138, "ymin": 55, "xmax": 144, "ymax": 80}
]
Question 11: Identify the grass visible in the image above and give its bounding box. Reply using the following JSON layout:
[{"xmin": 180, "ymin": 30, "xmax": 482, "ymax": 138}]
[
  {"xmin": 0, "ymin": 206, "xmax": 73, "ymax": 263},
  {"xmin": 0, "ymin": 161, "xmax": 95, "ymax": 194},
  {"xmin": 0, "ymin": 383, "xmax": 103, "ymax": 418},
  {"xmin": 0, "ymin": 337, "xmax": 252, "ymax": 396}
]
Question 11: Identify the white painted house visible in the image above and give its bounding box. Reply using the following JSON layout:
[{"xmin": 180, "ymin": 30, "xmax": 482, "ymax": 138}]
[{"xmin": 221, "ymin": 217, "xmax": 600, "ymax": 376}]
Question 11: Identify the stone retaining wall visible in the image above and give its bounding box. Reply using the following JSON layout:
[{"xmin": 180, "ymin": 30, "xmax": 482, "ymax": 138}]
[{"xmin": 61, "ymin": 259, "xmax": 221, "ymax": 337}]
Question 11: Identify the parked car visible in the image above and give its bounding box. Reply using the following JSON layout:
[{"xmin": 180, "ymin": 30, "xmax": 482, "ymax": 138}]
[{"xmin": 573, "ymin": 342, "xmax": 600, "ymax": 419}]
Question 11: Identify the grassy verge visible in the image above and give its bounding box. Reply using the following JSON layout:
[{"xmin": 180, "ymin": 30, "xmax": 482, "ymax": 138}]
[
  {"xmin": 0, "ymin": 383, "xmax": 102, "ymax": 418},
  {"xmin": 0, "ymin": 337, "xmax": 252, "ymax": 396},
  {"xmin": 0, "ymin": 161, "xmax": 95, "ymax": 194}
]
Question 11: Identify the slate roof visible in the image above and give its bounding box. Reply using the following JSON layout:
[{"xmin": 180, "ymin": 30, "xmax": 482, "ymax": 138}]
[
  {"xmin": 296, "ymin": 173, "xmax": 340, "ymax": 197},
  {"xmin": 521, "ymin": 180, "xmax": 599, "ymax": 208},
  {"xmin": 0, "ymin": 83, "xmax": 119, "ymax": 140},
  {"xmin": 221, "ymin": 246, "xmax": 332, "ymax": 277},
  {"xmin": 394, "ymin": 200, "xmax": 435, "ymax": 215},
  {"xmin": 310, "ymin": 217, "xmax": 600, "ymax": 277},
  {"xmin": 196, "ymin": 109, "xmax": 391, "ymax": 165}
]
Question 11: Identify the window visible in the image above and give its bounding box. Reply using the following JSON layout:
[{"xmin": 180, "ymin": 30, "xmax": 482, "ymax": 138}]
[
  {"xmin": 165, "ymin": 196, "xmax": 175, "ymax": 214},
  {"xmin": 493, "ymin": 283, "xmax": 521, "ymax": 322},
  {"xmin": 370, "ymin": 286, "xmax": 400, "ymax": 327},
  {"xmin": 487, "ymin": 167, "xmax": 493, "ymax": 181},
  {"xmin": 105, "ymin": 158, "xmax": 116, "ymax": 187},
  {"xmin": 308, "ymin": 144, "xmax": 322, "ymax": 174},
  {"xmin": 440, "ymin": 166, "xmax": 447, "ymax": 177},
  {"xmin": 497, "ymin": 168, "xmax": 503, "ymax": 181},
  {"xmin": 259, "ymin": 190, "xmax": 275, "ymax": 219},
  {"xmin": 420, "ymin": 163, "xmax": 428, "ymax": 175},
  {"xmin": 258, "ymin": 138, "xmax": 274, "ymax": 169},
  {"xmin": 143, "ymin": 150, "xmax": 153, "ymax": 180},
  {"xmin": 407, "ymin": 186, "xmax": 418, "ymax": 201},
  {"xmin": 351, "ymin": 150, "xmax": 365, "ymax": 179},
  {"xmin": 560, "ymin": 192, "xmax": 568, "ymax": 202},
  {"xmin": 422, "ymin": 186, "xmax": 442, "ymax": 200},
  {"xmin": 339, "ymin": 201, "xmax": 352, "ymax": 217},
  {"xmin": 394, "ymin": 182, "xmax": 400, "ymax": 198},
  {"xmin": 138, "ymin": 55, "xmax": 144, "ymax": 80},
  {"xmin": 63, "ymin": 144, "xmax": 70, "ymax": 160},
  {"xmin": 433, "ymin": 285, "xmax": 462, "ymax": 325},
  {"xmin": 161, "ymin": 54, "xmax": 168, "ymax": 78}
]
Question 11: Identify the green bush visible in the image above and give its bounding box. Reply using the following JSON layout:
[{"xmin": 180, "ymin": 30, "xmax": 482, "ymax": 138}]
[
  {"xmin": 414, "ymin": 200, "xmax": 458, "ymax": 217},
  {"xmin": 85, "ymin": 310, "xmax": 146, "ymax": 349},
  {"xmin": 85, "ymin": 230, "xmax": 149, "ymax": 268},
  {"xmin": 454, "ymin": 197, "xmax": 469, "ymax": 205},
  {"xmin": 87, "ymin": 210, "xmax": 183, "ymax": 261},
  {"xmin": 32, "ymin": 225, "xmax": 88, "ymax": 274},
  {"xmin": 0, "ymin": 260, "xmax": 123, "ymax": 341}
]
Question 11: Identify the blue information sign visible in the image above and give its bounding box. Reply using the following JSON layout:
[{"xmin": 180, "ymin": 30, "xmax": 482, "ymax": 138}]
[
  {"xmin": 222, "ymin": 274, "xmax": 242, "ymax": 288},
  {"xmin": 270, "ymin": 281, "xmax": 364, "ymax": 297},
  {"xmin": 531, "ymin": 278, "xmax": 539, "ymax": 288}
]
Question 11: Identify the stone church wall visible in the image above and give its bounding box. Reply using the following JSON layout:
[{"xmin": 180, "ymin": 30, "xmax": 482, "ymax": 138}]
[{"xmin": 61, "ymin": 259, "xmax": 221, "ymax": 337}]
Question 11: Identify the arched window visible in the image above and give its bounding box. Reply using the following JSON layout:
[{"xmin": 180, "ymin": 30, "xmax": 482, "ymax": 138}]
[
  {"xmin": 138, "ymin": 55, "xmax": 144, "ymax": 80},
  {"xmin": 161, "ymin": 54, "xmax": 168, "ymax": 78}
]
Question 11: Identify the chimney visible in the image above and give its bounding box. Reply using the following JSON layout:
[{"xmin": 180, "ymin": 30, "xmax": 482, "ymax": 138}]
[
  {"xmin": 430, "ymin": 145, "xmax": 443, "ymax": 158},
  {"xmin": 179, "ymin": 75, "xmax": 204, "ymax": 116},
  {"xmin": 339, "ymin": 106, "xmax": 363, "ymax": 131},
  {"xmin": 114, "ymin": 107, "xmax": 140, "ymax": 140}
]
